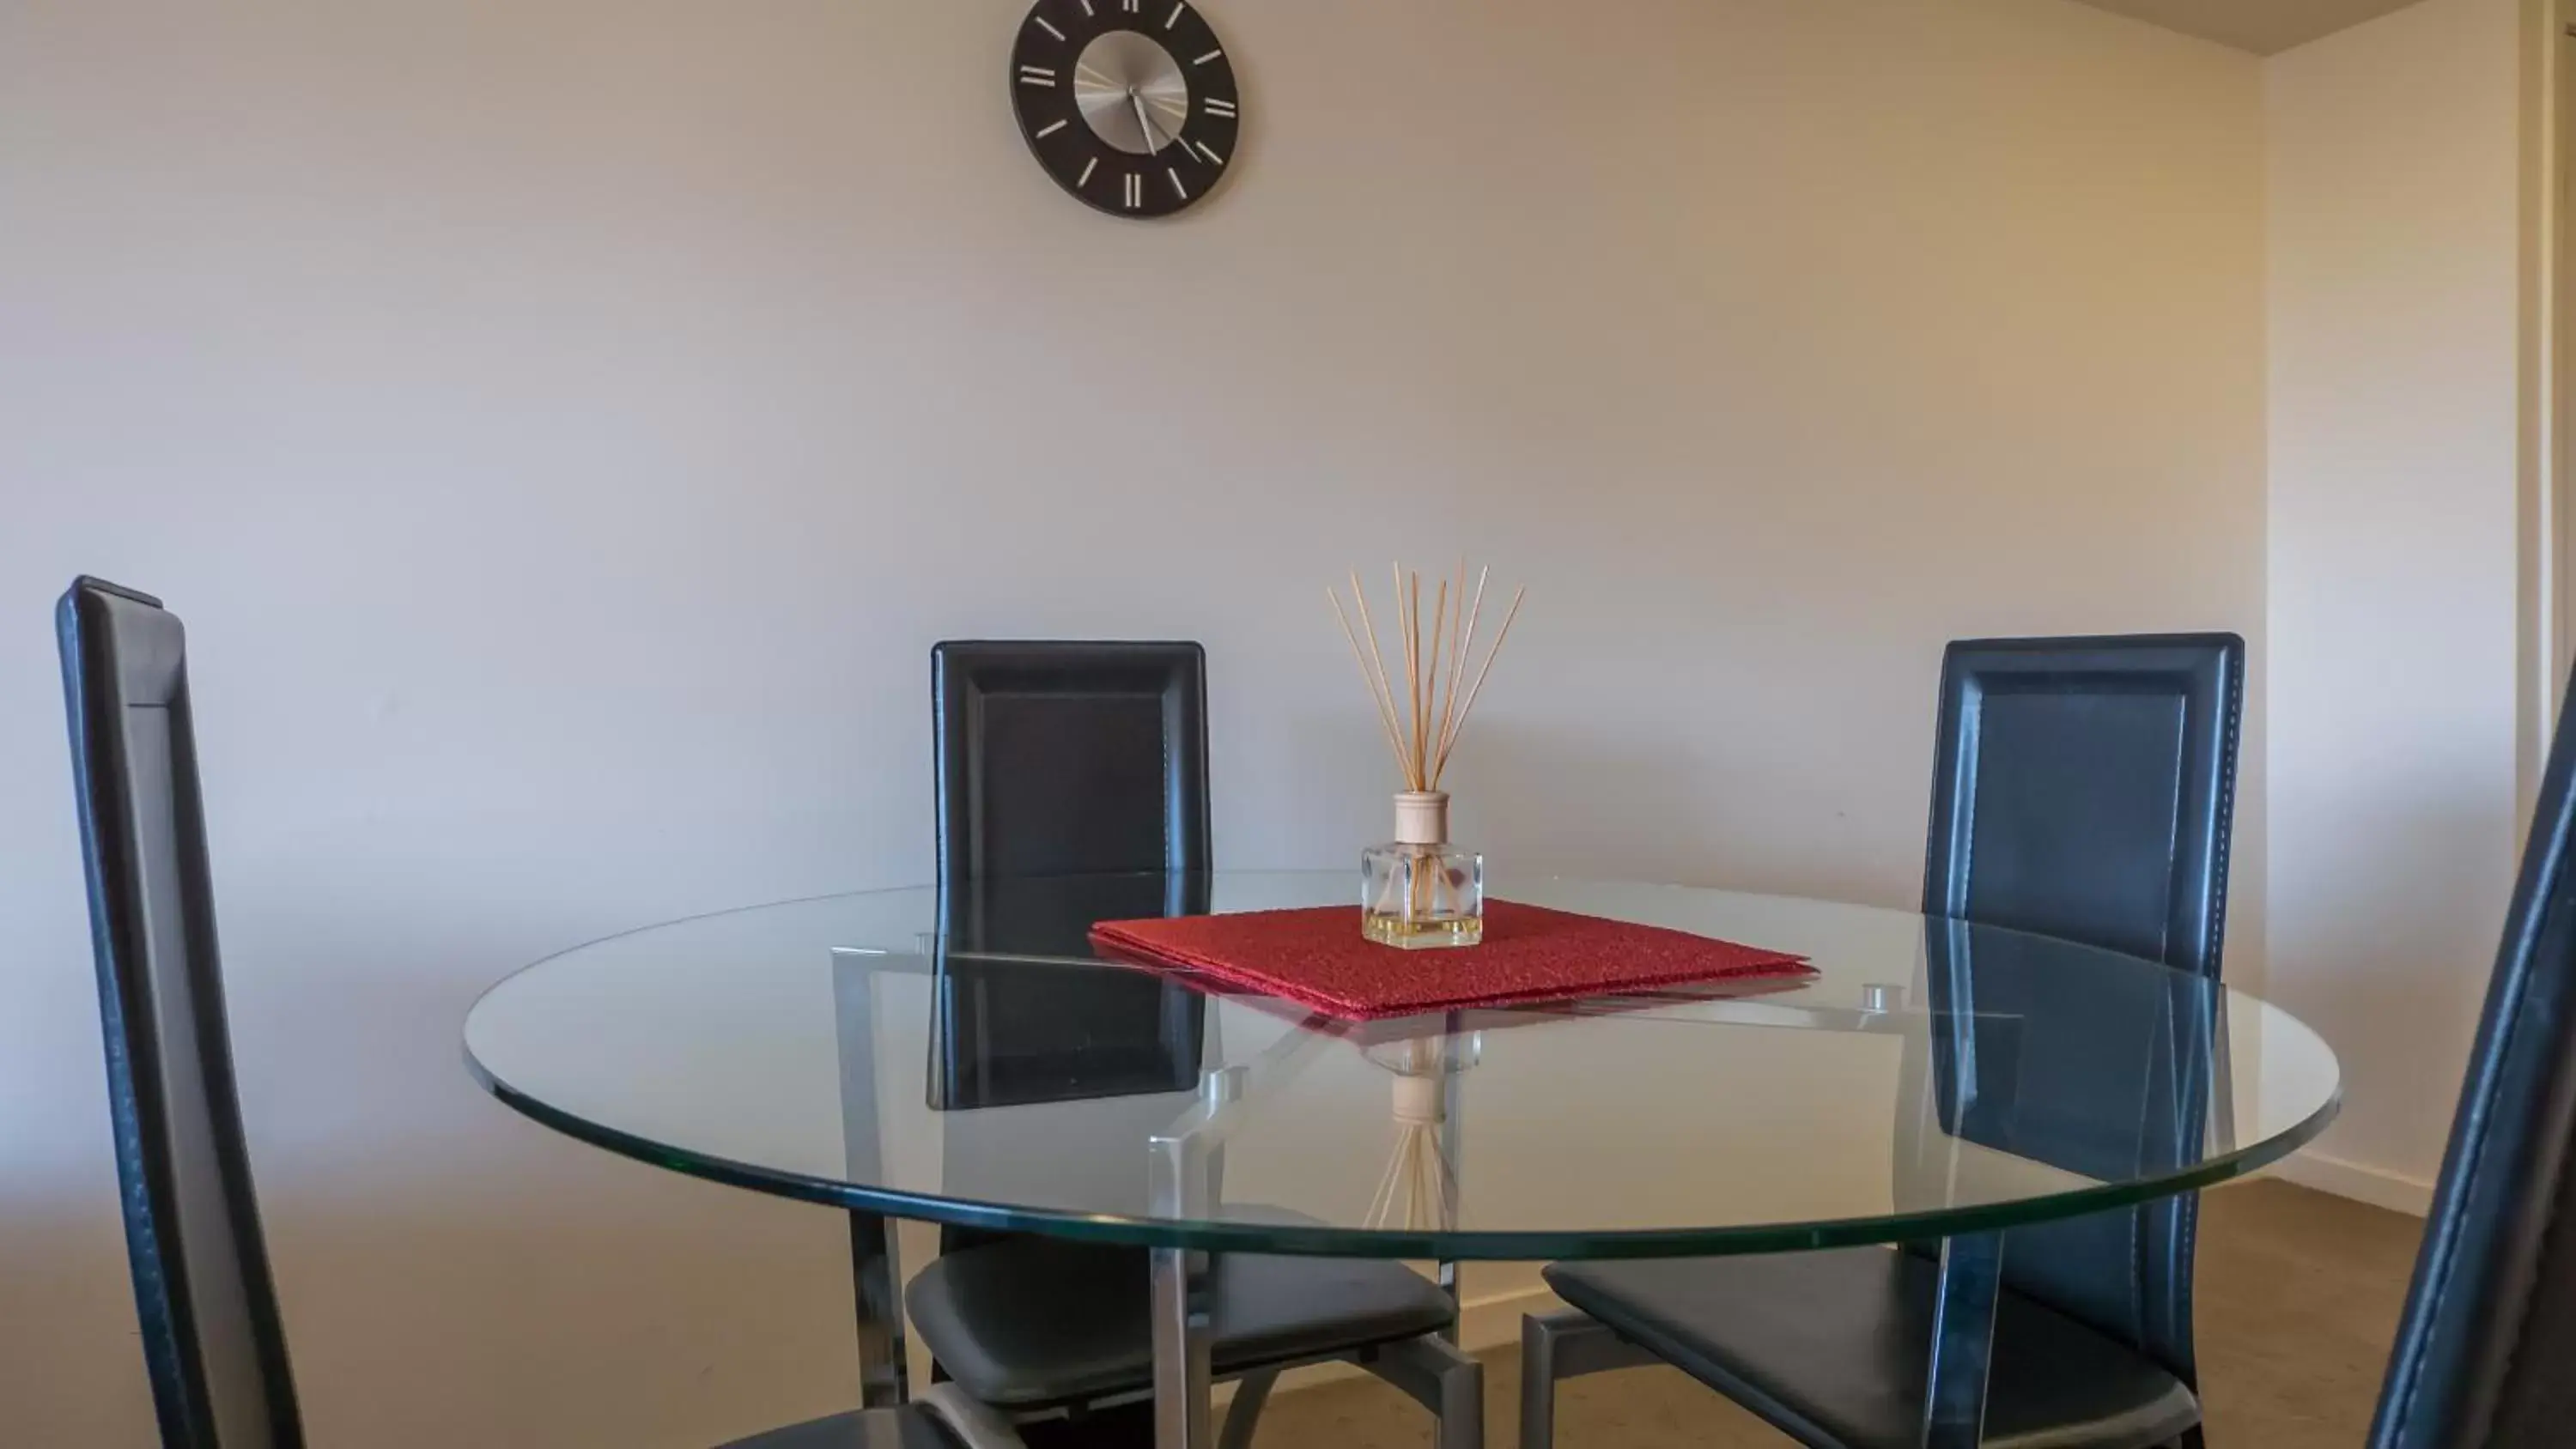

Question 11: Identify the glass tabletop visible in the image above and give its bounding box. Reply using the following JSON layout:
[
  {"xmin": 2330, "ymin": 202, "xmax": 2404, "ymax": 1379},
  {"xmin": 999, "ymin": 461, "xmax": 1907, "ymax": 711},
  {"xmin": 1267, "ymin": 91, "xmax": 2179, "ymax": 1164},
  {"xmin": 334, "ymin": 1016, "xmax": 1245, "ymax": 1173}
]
[{"xmin": 462, "ymin": 873, "xmax": 2341, "ymax": 1260}]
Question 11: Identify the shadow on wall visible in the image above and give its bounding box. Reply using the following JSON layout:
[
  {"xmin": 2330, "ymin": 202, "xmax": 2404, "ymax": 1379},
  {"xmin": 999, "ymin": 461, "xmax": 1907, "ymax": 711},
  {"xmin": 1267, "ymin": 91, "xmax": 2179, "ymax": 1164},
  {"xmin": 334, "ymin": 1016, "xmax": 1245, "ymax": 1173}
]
[
  {"xmin": 0, "ymin": 1203, "xmax": 152, "ymax": 1447},
  {"xmin": 1455, "ymin": 722, "xmax": 1741, "ymax": 882},
  {"xmin": 3, "ymin": 1143, "xmax": 866, "ymax": 1449},
  {"xmin": 2272, "ymin": 768, "xmax": 2516, "ymax": 1185},
  {"xmin": 7, "ymin": 861, "xmax": 876, "ymax": 1449},
  {"xmin": 1254, "ymin": 618, "xmax": 1948, "ymax": 910},
  {"xmin": 1258, "ymin": 712, "xmax": 1701, "ymax": 881},
  {"xmin": 1285, "ymin": 716, "xmax": 1929, "ymax": 906}
]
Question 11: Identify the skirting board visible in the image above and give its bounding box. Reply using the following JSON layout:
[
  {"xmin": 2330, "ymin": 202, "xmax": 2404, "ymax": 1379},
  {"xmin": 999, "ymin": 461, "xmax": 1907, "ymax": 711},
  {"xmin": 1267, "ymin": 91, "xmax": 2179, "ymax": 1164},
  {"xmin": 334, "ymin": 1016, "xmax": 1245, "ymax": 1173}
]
[{"xmin": 2265, "ymin": 1150, "xmax": 2434, "ymax": 1216}]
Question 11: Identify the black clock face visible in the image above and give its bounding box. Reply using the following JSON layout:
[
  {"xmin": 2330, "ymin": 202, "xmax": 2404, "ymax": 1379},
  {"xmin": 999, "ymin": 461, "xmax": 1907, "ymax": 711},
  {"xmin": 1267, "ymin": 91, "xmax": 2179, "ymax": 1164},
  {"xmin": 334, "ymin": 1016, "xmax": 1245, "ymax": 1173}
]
[{"xmin": 1011, "ymin": 0, "xmax": 1240, "ymax": 220}]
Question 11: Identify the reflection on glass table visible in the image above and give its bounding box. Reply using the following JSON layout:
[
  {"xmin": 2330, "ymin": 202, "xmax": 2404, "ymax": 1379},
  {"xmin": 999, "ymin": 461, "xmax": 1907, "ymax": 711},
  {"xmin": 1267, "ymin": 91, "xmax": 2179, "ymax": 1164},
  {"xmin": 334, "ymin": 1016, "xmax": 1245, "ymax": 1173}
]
[{"xmin": 463, "ymin": 873, "xmax": 2340, "ymax": 1449}]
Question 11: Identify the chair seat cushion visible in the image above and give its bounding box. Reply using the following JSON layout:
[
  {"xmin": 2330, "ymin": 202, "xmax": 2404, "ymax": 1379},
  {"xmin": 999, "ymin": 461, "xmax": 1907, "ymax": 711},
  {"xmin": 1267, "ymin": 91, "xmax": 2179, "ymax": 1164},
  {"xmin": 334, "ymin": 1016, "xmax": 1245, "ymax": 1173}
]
[
  {"xmin": 718, "ymin": 1407, "xmax": 957, "ymax": 1448},
  {"xmin": 1544, "ymin": 1246, "xmax": 2199, "ymax": 1449},
  {"xmin": 906, "ymin": 1235, "xmax": 1457, "ymax": 1408}
]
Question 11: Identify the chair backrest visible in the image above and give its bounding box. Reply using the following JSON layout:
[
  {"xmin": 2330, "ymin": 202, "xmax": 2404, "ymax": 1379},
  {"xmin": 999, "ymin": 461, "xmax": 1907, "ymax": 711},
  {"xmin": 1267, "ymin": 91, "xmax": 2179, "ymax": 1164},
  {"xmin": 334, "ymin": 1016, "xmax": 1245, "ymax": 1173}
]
[
  {"xmin": 1912, "ymin": 914, "xmax": 2220, "ymax": 1377},
  {"xmin": 927, "ymin": 876, "xmax": 1210, "ymax": 1113},
  {"xmin": 927, "ymin": 938, "xmax": 1215, "ymax": 1219},
  {"xmin": 1920, "ymin": 632, "xmax": 2245, "ymax": 1386},
  {"xmin": 58, "ymin": 578, "xmax": 303, "ymax": 1449},
  {"xmin": 1925, "ymin": 634, "xmax": 2245, "ymax": 979},
  {"xmin": 928, "ymin": 640, "xmax": 1212, "ymax": 1253},
  {"xmin": 932, "ymin": 640, "xmax": 1210, "ymax": 883},
  {"xmin": 2369, "ymin": 679, "xmax": 2576, "ymax": 1448}
]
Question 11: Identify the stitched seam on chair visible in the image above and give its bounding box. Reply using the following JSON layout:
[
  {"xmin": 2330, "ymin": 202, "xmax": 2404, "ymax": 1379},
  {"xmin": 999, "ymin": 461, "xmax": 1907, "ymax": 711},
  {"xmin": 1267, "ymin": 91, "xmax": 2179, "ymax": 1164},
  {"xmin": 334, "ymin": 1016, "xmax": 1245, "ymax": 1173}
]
[
  {"xmin": 2479, "ymin": 1202, "xmax": 2570, "ymax": 1442},
  {"xmin": 1159, "ymin": 678, "xmax": 1174, "ymax": 871},
  {"xmin": 2173, "ymin": 1188, "xmax": 2198, "ymax": 1385},
  {"xmin": 2385, "ymin": 788, "xmax": 2576, "ymax": 1437},
  {"xmin": 2156, "ymin": 652, "xmax": 2230, "ymax": 1384},
  {"xmin": 2170, "ymin": 998, "xmax": 2202, "ymax": 1382},
  {"xmin": 2386, "ymin": 1097, "xmax": 2498, "ymax": 1432},
  {"xmin": 2385, "ymin": 958, "xmax": 2540, "ymax": 1434},
  {"xmin": 2204, "ymin": 661, "xmax": 2239, "ymax": 977}
]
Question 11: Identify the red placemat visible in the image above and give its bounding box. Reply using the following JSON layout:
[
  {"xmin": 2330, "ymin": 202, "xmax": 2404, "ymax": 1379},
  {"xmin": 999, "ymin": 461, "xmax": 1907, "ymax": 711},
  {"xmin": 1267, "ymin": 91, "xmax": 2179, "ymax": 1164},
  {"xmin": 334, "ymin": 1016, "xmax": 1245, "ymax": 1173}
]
[{"xmin": 1089, "ymin": 900, "xmax": 1814, "ymax": 1021}]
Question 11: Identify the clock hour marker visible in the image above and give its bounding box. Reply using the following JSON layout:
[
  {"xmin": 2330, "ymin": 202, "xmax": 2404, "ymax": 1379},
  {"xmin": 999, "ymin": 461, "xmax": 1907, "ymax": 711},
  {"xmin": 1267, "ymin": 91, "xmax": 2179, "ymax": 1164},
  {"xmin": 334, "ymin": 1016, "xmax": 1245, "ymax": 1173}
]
[
  {"xmin": 1124, "ymin": 173, "xmax": 1143, "ymax": 209},
  {"xmin": 1165, "ymin": 3, "xmax": 1185, "ymax": 27},
  {"xmin": 1194, "ymin": 140, "xmax": 1224, "ymax": 165},
  {"xmin": 1123, "ymin": 0, "xmax": 1139, "ymax": 10},
  {"xmin": 1167, "ymin": 167, "xmax": 1188, "ymax": 200},
  {"xmin": 1032, "ymin": 15, "xmax": 1065, "ymax": 39},
  {"xmin": 1079, "ymin": 0, "xmax": 1093, "ymax": 12},
  {"xmin": 1018, "ymin": 64, "xmax": 1057, "ymax": 86},
  {"xmin": 1193, "ymin": 48, "xmax": 1222, "ymax": 65},
  {"xmin": 1035, "ymin": 118, "xmax": 1068, "ymax": 139},
  {"xmin": 1204, "ymin": 96, "xmax": 1235, "ymax": 118},
  {"xmin": 1078, "ymin": 157, "xmax": 1098, "ymax": 187}
]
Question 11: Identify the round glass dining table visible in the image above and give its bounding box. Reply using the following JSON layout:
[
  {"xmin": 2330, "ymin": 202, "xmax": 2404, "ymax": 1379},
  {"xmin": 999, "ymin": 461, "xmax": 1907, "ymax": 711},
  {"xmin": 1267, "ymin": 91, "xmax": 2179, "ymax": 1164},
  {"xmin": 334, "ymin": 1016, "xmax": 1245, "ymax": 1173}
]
[{"xmin": 463, "ymin": 873, "xmax": 2341, "ymax": 1449}]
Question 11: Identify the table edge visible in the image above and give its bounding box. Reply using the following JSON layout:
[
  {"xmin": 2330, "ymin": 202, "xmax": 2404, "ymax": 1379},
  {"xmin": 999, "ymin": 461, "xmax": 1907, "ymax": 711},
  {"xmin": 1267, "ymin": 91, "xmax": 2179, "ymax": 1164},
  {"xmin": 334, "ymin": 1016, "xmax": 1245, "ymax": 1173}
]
[{"xmin": 462, "ymin": 1041, "xmax": 2345, "ymax": 1261}]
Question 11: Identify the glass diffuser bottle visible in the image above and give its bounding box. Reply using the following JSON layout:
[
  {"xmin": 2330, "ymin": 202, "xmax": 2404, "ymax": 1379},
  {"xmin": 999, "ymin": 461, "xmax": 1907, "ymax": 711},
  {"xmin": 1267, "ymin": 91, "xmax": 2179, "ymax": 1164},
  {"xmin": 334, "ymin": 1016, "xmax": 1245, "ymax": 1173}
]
[
  {"xmin": 1329, "ymin": 561, "xmax": 1523, "ymax": 952},
  {"xmin": 1364, "ymin": 791, "xmax": 1485, "ymax": 949}
]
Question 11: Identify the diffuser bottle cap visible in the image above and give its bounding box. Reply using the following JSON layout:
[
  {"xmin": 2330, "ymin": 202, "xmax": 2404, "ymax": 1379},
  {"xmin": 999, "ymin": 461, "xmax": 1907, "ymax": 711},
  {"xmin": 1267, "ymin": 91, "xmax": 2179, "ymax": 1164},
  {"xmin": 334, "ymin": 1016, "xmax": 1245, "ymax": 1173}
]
[{"xmin": 1394, "ymin": 791, "xmax": 1450, "ymax": 846}]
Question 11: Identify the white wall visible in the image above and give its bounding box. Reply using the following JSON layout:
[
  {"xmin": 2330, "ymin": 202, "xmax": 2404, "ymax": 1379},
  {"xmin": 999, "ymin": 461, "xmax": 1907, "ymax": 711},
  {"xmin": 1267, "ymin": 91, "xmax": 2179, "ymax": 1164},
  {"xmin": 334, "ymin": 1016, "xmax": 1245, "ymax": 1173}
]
[
  {"xmin": 0, "ymin": 1, "xmax": 2266, "ymax": 1443},
  {"xmin": 2263, "ymin": 0, "xmax": 2527, "ymax": 1213}
]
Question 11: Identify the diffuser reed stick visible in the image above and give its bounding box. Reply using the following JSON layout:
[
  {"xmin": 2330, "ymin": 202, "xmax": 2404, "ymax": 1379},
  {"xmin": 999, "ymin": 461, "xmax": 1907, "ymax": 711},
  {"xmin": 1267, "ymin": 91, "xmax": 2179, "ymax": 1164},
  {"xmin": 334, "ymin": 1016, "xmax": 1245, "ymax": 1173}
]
[{"xmin": 1327, "ymin": 562, "xmax": 1525, "ymax": 795}]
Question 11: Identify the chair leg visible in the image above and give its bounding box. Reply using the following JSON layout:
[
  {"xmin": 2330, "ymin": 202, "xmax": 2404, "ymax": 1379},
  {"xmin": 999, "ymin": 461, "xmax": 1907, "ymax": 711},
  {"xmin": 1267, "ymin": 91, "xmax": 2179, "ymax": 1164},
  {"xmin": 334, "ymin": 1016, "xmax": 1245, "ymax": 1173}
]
[
  {"xmin": 1216, "ymin": 1369, "xmax": 1275, "ymax": 1449},
  {"xmin": 914, "ymin": 1383, "xmax": 1031, "ymax": 1449},
  {"xmin": 1521, "ymin": 1313, "xmax": 1559, "ymax": 1449},
  {"xmin": 1431, "ymin": 1343, "xmax": 1482, "ymax": 1449},
  {"xmin": 1519, "ymin": 1309, "xmax": 1662, "ymax": 1449},
  {"xmin": 1426, "ymin": 1339, "xmax": 1484, "ymax": 1449},
  {"xmin": 1361, "ymin": 1332, "xmax": 1484, "ymax": 1449}
]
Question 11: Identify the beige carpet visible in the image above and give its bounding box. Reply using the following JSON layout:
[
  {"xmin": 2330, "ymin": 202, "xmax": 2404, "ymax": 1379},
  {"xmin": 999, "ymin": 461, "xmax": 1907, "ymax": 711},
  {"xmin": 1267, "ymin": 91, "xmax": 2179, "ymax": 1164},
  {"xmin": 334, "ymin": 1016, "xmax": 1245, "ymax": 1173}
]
[{"xmin": 1253, "ymin": 1180, "xmax": 2424, "ymax": 1447}]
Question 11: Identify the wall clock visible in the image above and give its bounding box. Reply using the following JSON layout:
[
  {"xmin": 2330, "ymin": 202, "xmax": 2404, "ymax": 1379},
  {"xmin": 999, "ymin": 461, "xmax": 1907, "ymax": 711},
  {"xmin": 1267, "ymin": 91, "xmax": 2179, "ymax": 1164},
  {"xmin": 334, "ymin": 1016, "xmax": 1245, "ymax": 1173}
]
[{"xmin": 1011, "ymin": 0, "xmax": 1241, "ymax": 219}]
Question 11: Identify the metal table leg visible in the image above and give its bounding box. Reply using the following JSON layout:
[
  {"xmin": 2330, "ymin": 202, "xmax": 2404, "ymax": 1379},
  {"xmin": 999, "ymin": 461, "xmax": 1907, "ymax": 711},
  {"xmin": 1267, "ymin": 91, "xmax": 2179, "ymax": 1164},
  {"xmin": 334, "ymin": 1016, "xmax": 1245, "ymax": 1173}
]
[
  {"xmin": 1919, "ymin": 1230, "xmax": 2004, "ymax": 1449},
  {"xmin": 849, "ymin": 1210, "xmax": 910, "ymax": 1409},
  {"xmin": 834, "ymin": 953, "xmax": 913, "ymax": 1407},
  {"xmin": 1151, "ymin": 1245, "xmax": 1215, "ymax": 1449},
  {"xmin": 1436, "ymin": 1013, "xmax": 1467, "ymax": 1342},
  {"xmin": 1141, "ymin": 1025, "xmax": 1333, "ymax": 1449}
]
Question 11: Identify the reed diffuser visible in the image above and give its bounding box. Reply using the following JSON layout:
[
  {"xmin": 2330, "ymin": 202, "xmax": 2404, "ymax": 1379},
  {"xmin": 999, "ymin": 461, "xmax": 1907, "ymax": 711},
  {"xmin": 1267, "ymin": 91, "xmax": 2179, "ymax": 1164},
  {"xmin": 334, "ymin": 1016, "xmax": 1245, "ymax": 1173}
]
[{"xmin": 1328, "ymin": 561, "xmax": 1525, "ymax": 950}]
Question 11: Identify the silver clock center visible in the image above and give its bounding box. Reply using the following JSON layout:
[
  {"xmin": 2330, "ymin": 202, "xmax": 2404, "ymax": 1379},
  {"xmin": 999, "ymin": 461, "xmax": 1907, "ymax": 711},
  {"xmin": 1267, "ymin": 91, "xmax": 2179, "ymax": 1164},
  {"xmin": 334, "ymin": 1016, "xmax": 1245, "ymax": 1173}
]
[{"xmin": 1072, "ymin": 30, "xmax": 1189, "ymax": 155}]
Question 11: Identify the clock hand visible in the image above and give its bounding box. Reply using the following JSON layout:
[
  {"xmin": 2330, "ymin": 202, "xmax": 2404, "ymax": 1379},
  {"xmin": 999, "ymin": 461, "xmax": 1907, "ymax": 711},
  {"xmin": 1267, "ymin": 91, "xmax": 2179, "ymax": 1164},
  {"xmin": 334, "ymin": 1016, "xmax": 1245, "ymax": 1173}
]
[
  {"xmin": 1129, "ymin": 87, "xmax": 1167, "ymax": 155},
  {"xmin": 1149, "ymin": 94, "xmax": 1195, "ymax": 157},
  {"xmin": 1144, "ymin": 94, "xmax": 1190, "ymax": 162},
  {"xmin": 1139, "ymin": 94, "xmax": 1202, "ymax": 163}
]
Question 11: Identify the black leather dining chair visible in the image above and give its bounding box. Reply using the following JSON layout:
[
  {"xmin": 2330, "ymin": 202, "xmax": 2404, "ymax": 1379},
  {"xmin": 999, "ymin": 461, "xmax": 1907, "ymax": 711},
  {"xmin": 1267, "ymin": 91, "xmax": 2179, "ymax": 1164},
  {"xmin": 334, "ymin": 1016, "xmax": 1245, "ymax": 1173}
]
[
  {"xmin": 920, "ymin": 640, "xmax": 1213, "ymax": 1291},
  {"xmin": 2366, "ymin": 670, "xmax": 2576, "ymax": 1449},
  {"xmin": 58, "ymin": 577, "xmax": 995, "ymax": 1449},
  {"xmin": 900, "ymin": 640, "xmax": 1472, "ymax": 1449},
  {"xmin": 1523, "ymin": 633, "xmax": 2245, "ymax": 1449}
]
